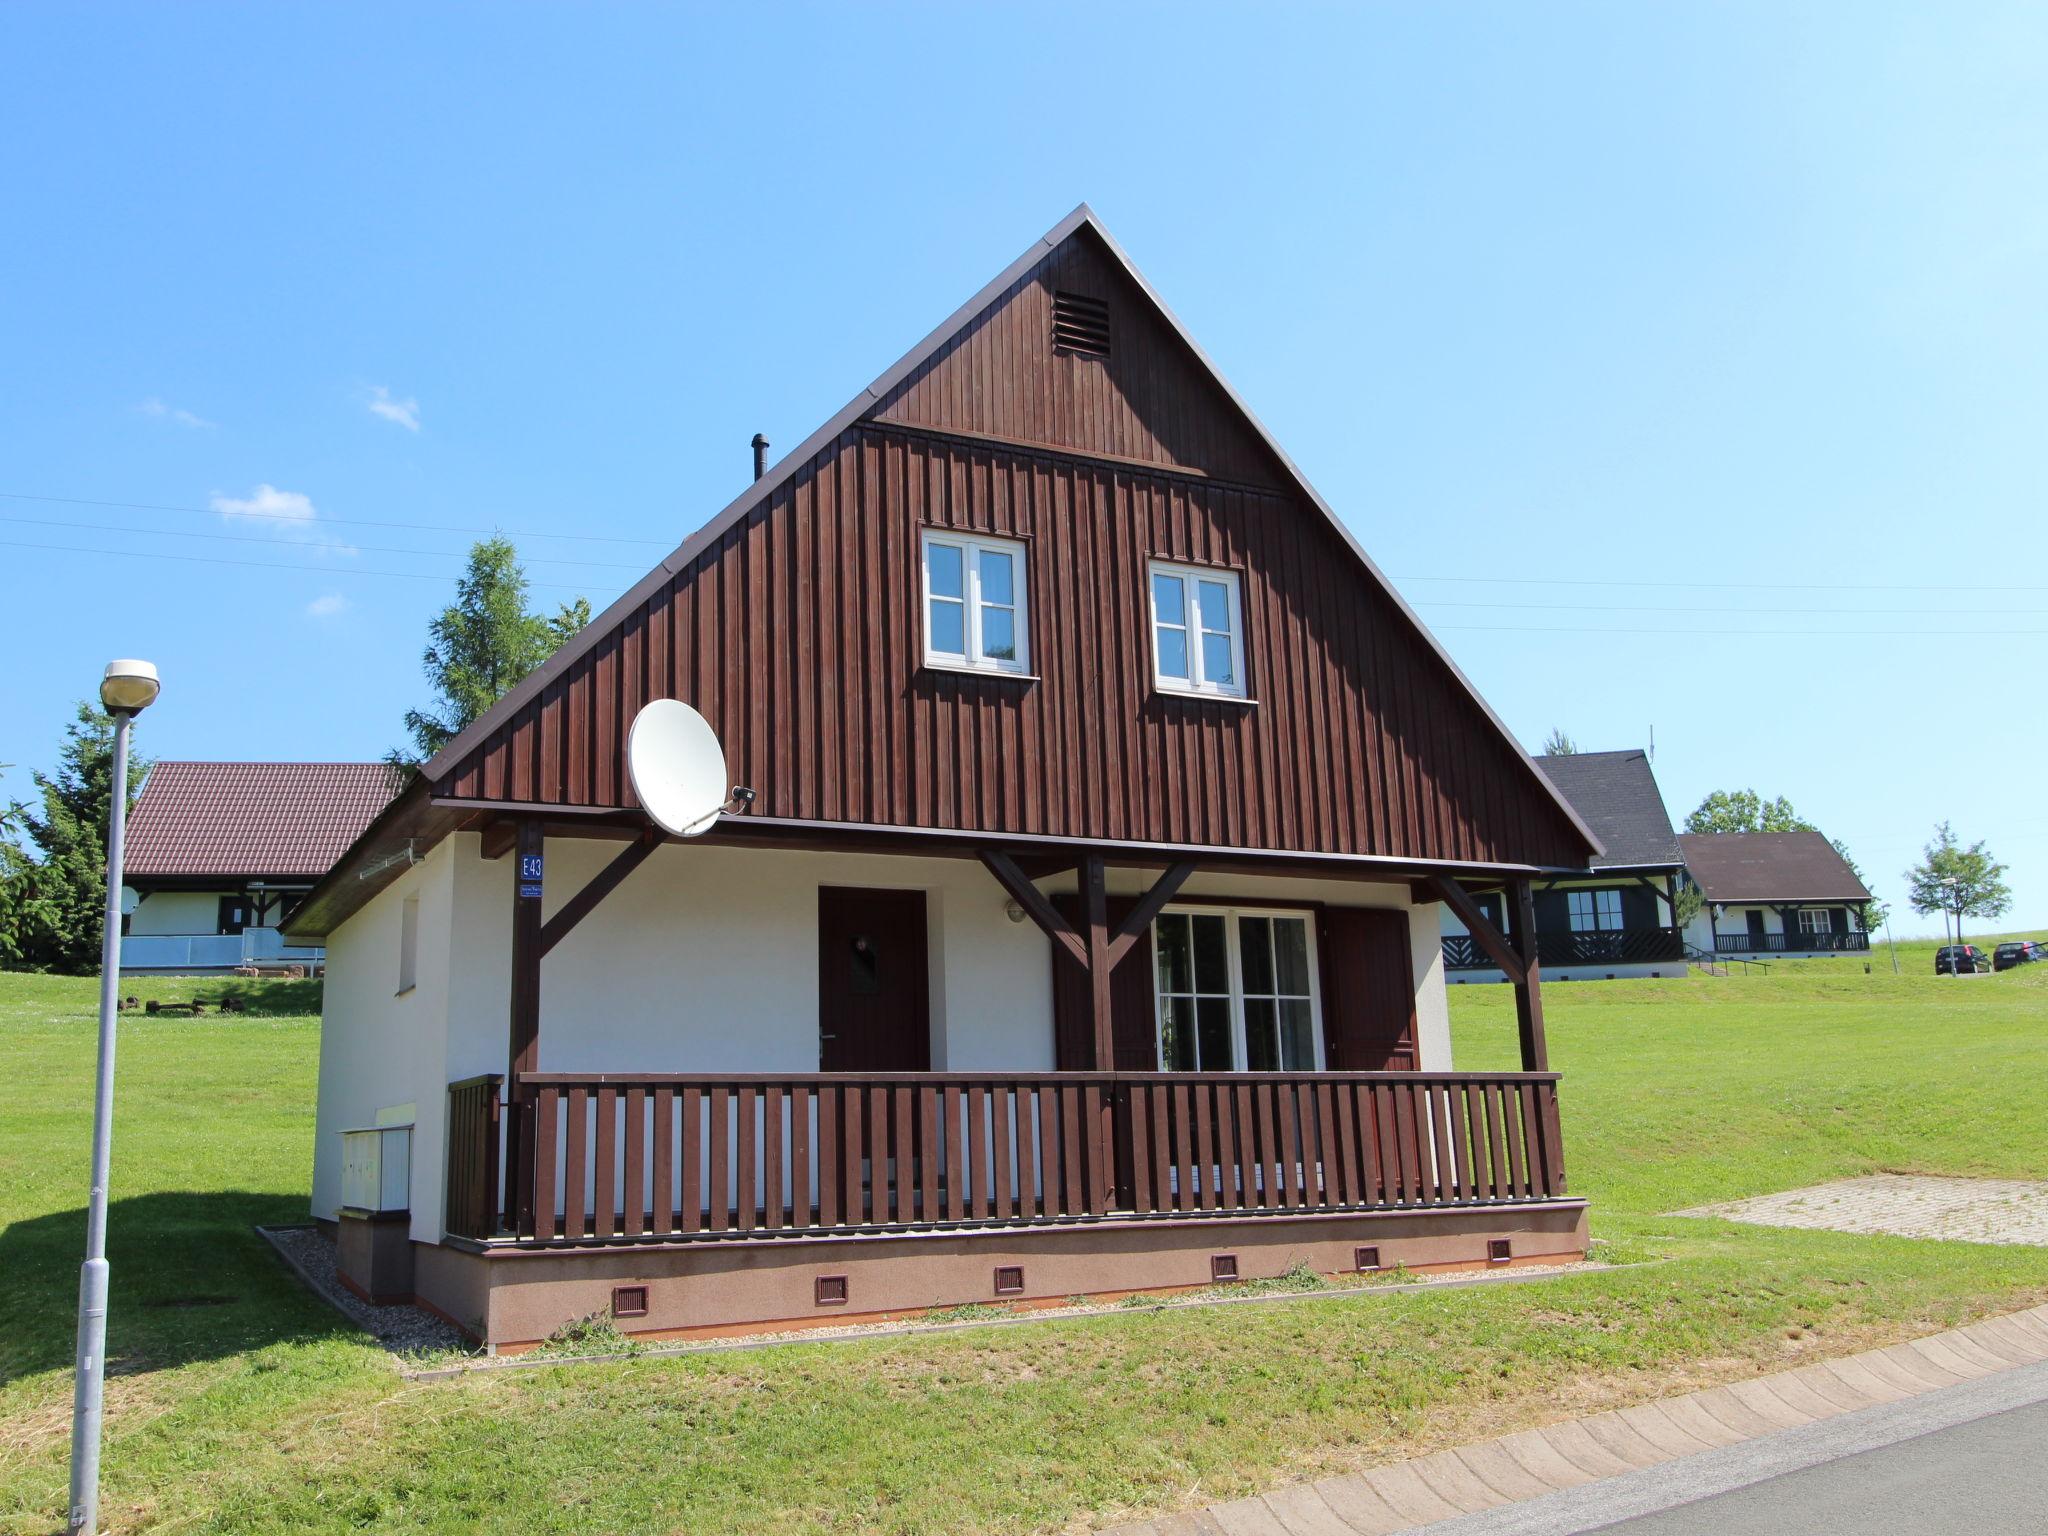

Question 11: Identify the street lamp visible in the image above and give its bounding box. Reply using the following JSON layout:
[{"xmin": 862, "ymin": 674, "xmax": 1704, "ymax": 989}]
[{"xmin": 68, "ymin": 660, "xmax": 159, "ymax": 1536}]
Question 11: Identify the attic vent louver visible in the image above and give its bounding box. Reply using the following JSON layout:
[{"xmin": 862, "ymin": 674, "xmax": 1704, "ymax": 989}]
[{"xmin": 1051, "ymin": 291, "xmax": 1111, "ymax": 359}]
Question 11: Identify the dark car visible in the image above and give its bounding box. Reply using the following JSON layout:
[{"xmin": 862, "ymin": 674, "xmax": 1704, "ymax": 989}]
[
  {"xmin": 1936, "ymin": 944, "xmax": 1992, "ymax": 975},
  {"xmin": 1993, "ymin": 941, "xmax": 2045, "ymax": 972}
]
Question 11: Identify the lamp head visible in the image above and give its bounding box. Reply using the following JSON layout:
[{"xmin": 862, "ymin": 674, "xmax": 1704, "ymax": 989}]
[{"xmin": 100, "ymin": 659, "xmax": 161, "ymax": 714}]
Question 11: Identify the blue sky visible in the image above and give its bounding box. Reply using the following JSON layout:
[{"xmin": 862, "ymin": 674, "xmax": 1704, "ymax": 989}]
[{"xmin": 2, "ymin": 2, "xmax": 2043, "ymax": 936}]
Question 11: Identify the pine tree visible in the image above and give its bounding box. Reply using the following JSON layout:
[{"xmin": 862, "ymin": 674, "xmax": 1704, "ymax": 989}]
[
  {"xmin": 7, "ymin": 706, "xmax": 150, "ymax": 972},
  {"xmin": 390, "ymin": 537, "xmax": 591, "ymax": 771}
]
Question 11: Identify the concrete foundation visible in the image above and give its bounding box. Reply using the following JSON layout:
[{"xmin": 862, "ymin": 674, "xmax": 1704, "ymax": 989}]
[
  {"xmin": 336, "ymin": 1210, "xmax": 416, "ymax": 1303},
  {"xmin": 412, "ymin": 1201, "xmax": 1590, "ymax": 1350}
]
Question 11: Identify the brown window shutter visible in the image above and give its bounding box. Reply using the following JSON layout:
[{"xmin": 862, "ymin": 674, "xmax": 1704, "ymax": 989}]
[
  {"xmin": 1318, "ymin": 907, "xmax": 1418, "ymax": 1071},
  {"xmin": 1049, "ymin": 894, "xmax": 1159, "ymax": 1070}
]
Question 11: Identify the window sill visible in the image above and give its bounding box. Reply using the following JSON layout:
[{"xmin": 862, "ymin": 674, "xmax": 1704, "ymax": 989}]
[
  {"xmin": 921, "ymin": 661, "xmax": 1039, "ymax": 683},
  {"xmin": 1154, "ymin": 685, "xmax": 1256, "ymax": 707}
]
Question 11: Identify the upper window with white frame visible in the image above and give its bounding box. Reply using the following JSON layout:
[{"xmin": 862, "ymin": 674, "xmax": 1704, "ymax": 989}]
[
  {"xmin": 921, "ymin": 529, "xmax": 1030, "ymax": 675},
  {"xmin": 1148, "ymin": 560, "xmax": 1246, "ymax": 699},
  {"xmin": 1797, "ymin": 907, "xmax": 1833, "ymax": 934}
]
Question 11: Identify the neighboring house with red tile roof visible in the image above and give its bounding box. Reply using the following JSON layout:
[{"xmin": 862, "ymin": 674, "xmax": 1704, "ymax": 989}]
[{"xmin": 123, "ymin": 762, "xmax": 394, "ymax": 971}]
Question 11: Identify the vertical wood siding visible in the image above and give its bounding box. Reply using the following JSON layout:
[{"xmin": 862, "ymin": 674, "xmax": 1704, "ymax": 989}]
[
  {"xmin": 442, "ymin": 424, "xmax": 1587, "ymax": 867},
  {"xmin": 873, "ymin": 231, "xmax": 1285, "ymax": 489}
]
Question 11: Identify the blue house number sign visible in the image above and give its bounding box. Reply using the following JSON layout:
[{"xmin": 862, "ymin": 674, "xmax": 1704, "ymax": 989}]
[{"xmin": 518, "ymin": 853, "xmax": 544, "ymax": 899}]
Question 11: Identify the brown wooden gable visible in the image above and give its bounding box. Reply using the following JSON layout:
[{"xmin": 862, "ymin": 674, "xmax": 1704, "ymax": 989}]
[
  {"xmin": 874, "ymin": 228, "xmax": 1286, "ymax": 489},
  {"xmin": 433, "ymin": 211, "xmax": 1596, "ymax": 871}
]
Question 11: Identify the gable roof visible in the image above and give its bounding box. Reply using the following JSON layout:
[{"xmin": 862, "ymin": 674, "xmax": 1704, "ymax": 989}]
[
  {"xmin": 125, "ymin": 761, "xmax": 394, "ymax": 882},
  {"xmin": 415, "ymin": 204, "xmax": 1598, "ymax": 859},
  {"xmin": 1532, "ymin": 750, "xmax": 1682, "ymax": 870},
  {"xmin": 1677, "ymin": 831, "xmax": 1873, "ymax": 904}
]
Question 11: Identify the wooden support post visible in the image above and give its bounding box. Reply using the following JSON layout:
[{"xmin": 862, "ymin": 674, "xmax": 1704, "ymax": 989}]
[
  {"xmin": 1081, "ymin": 853, "xmax": 1113, "ymax": 1071},
  {"xmin": 1425, "ymin": 874, "xmax": 1525, "ymax": 984},
  {"xmin": 508, "ymin": 818, "xmax": 544, "ymax": 1233},
  {"xmin": 1512, "ymin": 877, "xmax": 1549, "ymax": 1073}
]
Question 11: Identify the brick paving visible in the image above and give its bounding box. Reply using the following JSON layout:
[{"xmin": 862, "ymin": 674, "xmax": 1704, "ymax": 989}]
[
  {"xmin": 1095, "ymin": 1304, "xmax": 2048, "ymax": 1535},
  {"xmin": 1677, "ymin": 1173, "xmax": 2048, "ymax": 1247}
]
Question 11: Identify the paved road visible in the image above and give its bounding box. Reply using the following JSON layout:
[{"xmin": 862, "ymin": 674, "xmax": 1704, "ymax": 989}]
[
  {"xmin": 1415, "ymin": 1357, "xmax": 2048, "ymax": 1536},
  {"xmin": 1587, "ymin": 1396, "xmax": 2048, "ymax": 1534}
]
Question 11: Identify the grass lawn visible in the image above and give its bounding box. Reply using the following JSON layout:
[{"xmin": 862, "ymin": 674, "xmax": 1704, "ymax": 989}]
[{"xmin": 3, "ymin": 952, "xmax": 2047, "ymax": 1534}]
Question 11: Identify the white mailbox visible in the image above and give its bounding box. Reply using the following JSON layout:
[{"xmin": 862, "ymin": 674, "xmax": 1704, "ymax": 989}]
[{"xmin": 338, "ymin": 1123, "xmax": 412, "ymax": 1215}]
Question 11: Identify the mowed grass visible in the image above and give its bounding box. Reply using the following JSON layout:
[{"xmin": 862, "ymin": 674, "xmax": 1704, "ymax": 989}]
[{"xmin": 3, "ymin": 957, "xmax": 2047, "ymax": 1534}]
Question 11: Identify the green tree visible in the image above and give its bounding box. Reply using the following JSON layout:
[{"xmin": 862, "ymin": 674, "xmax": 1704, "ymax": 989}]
[
  {"xmin": 1683, "ymin": 788, "xmax": 1812, "ymax": 836},
  {"xmin": 390, "ymin": 537, "xmax": 591, "ymax": 771},
  {"xmin": 4, "ymin": 707, "xmax": 150, "ymax": 972},
  {"xmin": 0, "ymin": 764, "xmax": 52, "ymax": 967},
  {"xmin": 1539, "ymin": 728, "xmax": 1577, "ymax": 756},
  {"xmin": 1904, "ymin": 823, "xmax": 2010, "ymax": 941},
  {"xmin": 1684, "ymin": 788, "xmax": 1886, "ymax": 933}
]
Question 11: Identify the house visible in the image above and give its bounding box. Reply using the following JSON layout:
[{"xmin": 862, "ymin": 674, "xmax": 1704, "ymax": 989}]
[
  {"xmin": 1441, "ymin": 749, "xmax": 1688, "ymax": 983},
  {"xmin": 121, "ymin": 761, "xmax": 392, "ymax": 973},
  {"xmin": 288, "ymin": 206, "xmax": 1604, "ymax": 1349},
  {"xmin": 1678, "ymin": 831, "xmax": 1873, "ymax": 957}
]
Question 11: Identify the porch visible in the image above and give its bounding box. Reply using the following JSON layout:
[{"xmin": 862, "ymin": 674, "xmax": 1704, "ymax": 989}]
[
  {"xmin": 1443, "ymin": 927, "xmax": 1685, "ymax": 970},
  {"xmin": 1716, "ymin": 931, "xmax": 1870, "ymax": 954}
]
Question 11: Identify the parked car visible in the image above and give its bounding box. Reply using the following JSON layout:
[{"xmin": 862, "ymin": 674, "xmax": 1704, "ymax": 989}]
[
  {"xmin": 1993, "ymin": 941, "xmax": 2045, "ymax": 972},
  {"xmin": 1935, "ymin": 944, "xmax": 1991, "ymax": 975}
]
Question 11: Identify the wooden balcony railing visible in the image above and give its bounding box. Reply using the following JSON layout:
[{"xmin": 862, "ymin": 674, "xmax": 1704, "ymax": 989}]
[
  {"xmin": 452, "ymin": 1070, "xmax": 1568, "ymax": 1245},
  {"xmin": 1443, "ymin": 927, "xmax": 1685, "ymax": 970},
  {"xmin": 1715, "ymin": 931, "xmax": 1870, "ymax": 954}
]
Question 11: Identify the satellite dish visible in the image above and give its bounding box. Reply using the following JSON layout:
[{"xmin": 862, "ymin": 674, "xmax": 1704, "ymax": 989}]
[
  {"xmin": 627, "ymin": 699, "xmax": 729, "ymax": 838},
  {"xmin": 119, "ymin": 886, "xmax": 141, "ymax": 916}
]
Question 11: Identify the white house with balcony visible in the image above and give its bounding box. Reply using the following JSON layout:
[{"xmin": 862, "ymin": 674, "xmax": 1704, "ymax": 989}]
[{"xmin": 122, "ymin": 761, "xmax": 393, "ymax": 973}]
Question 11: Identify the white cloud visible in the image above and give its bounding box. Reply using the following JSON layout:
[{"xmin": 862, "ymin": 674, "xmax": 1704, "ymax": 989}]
[
  {"xmin": 210, "ymin": 483, "xmax": 354, "ymax": 553},
  {"xmin": 139, "ymin": 396, "xmax": 215, "ymax": 429},
  {"xmin": 366, "ymin": 385, "xmax": 421, "ymax": 432},
  {"xmin": 305, "ymin": 593, "xmax": 349, "ymax": 619}
]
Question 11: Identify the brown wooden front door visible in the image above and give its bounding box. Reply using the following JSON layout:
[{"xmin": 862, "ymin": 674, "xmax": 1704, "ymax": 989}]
[{"xmin": 817, "ymin": 887, "xmax": 931, "ymax": 1071}]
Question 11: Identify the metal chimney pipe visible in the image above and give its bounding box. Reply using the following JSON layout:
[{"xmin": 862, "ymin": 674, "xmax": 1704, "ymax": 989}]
[{"xmin": 751, "ymin": 433, "xmax": 769, "ymax": 482}]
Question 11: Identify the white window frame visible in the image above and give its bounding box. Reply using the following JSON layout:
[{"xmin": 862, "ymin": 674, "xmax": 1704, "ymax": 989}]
[
  {"xmin": 1147, "ymin": 559, "xmax": 1247, "ymax": 700},
  {"xmin": 1150, "ymin": 905, "xmax": 1324, "ymax": 1072},
  {"xmin": 1798, "ymin": 907, "xmax": 1832, "ymax": 935},
  {"xmin": 919, "ymin": 528, "xmax": 1030, "ymax": 676}
]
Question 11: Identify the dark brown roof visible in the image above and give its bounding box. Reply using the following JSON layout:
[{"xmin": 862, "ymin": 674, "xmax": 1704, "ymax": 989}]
[
  {"xmin": 1677, "ymin": 831, "xmax": 1872, "ymax": 903},
  {"xmin": 1534, "ymin": 750, "xmax": 1682, "ymax": 870},
  {"xmin": 125, "ymin": 762, "xmax": 394, "ymax": 881}
]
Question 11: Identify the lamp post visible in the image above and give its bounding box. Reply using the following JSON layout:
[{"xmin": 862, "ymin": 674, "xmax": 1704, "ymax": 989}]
[{"xmin": 68, "ymin": 660, "xmax": 159, "ymax": 1536}]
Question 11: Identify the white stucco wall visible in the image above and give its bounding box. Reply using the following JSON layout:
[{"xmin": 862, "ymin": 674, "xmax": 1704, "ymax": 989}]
[
  {"xmin": 312, "ymin": 841, "xmax": 455, "ymax": 1237},
  {"xmin": 127, "ymin": 890, "xmax": 221, "ymax": 936}
]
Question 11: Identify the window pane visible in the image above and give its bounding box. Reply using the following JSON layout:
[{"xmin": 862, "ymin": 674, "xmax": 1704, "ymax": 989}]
[
  {"xmin": 1197, "ymin": 579, "xmax": 1231, "ymax": 633},
  {"xmin": 981, "ymin": 606, "xmax": 1016, "ymax": 661},
  {"xmin": 927, "ymin": 541, "xmax": 964, "ymax": 599},
  {"xmin": 1154, "ymin": 914, "xmax": 1190, "ymax": 995},
  {"xmin": 1191, "ymin": 914, "xmax": 1229, "ymax": 993},
  {"xmin": 1162, "ymin": 996, "xmax": 1197, "ymax": 1071},
  {"xmin": 1274, "ymin": 918, "xmax": 1312, "ymax": 995},
  {"xmin": 1157, "ymin": 626, "xmax": 1190, "ymax": 680},
  {"xmin": 1197, "ymin": 996, "xmax": 1235, "ymax": 1070},
  {"xmin": 1279, "ymin": 999, "xmax": 1315, "ymax": 1070},
  {"xmin": 1151, "ymin": 571, "xmax": 1184, "ymax": 626},
  {"xmin": 1243, "ymin": 997, "xmax": 1278, "ymax": 1071},
  {"xmin": 1239, "ymin": 916, "xmax": 1274, "ymax": 995},
  {"xmin": 929, "ymin": 597, "xmax": 965, "ymax": 656},
  {"xmin": 978, "ymin": 548, "xmax": 1013, "ymax": 606},
  {"xmin": 1200, "ymin": 632, "xmax": 1235, "ymax": 687}
]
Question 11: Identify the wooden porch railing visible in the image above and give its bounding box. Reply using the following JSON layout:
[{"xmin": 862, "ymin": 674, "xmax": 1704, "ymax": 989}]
[
  {"xmin": 454, "ymin": 1071, "xmax": 1567, "ymax": 1245},
  {"xmin": 444, "ymin": 1073, "xmax": 502, "ymax": 1240},
  {"xmin": 1444, "ymin": 927, "xmax": 1684, "ymax": 969}
]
